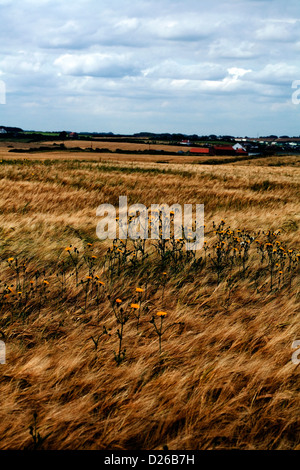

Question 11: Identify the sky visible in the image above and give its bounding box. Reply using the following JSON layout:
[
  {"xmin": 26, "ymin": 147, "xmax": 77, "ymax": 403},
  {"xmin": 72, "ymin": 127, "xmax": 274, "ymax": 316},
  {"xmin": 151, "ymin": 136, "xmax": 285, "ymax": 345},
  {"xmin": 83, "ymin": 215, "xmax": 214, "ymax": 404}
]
[{"xmin": 1, "ymin": 0, "xmax": 300, "ymax": 136}]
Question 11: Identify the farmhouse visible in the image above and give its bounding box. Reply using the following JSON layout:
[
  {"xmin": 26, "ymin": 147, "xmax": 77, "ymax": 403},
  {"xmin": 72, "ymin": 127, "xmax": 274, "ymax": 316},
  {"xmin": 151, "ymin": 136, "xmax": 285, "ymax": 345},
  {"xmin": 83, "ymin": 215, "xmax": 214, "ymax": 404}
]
[
  {"xmin": 69, "ymin": 132, "xmax": 78, "ymax": 139},
  {"xmin": 233, "ymin": 143, "xmax": 247, "ymax": 152}
]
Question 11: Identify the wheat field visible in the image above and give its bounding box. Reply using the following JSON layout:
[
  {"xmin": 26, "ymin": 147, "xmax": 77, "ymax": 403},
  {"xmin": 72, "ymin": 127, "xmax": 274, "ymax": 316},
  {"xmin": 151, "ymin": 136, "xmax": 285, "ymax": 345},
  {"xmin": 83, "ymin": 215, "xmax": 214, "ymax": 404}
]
[{"xmin": 0, "ymin": 149, "xmax": 299, "ymax": 450}]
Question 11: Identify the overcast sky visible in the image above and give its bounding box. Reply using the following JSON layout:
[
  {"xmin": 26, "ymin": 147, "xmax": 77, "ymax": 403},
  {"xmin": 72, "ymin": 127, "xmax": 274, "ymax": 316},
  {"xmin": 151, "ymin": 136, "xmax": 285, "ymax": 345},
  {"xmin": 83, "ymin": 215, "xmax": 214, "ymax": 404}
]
[{"xmin": 1, "ymin": 0, "xmax": 300, "ymax": 135}]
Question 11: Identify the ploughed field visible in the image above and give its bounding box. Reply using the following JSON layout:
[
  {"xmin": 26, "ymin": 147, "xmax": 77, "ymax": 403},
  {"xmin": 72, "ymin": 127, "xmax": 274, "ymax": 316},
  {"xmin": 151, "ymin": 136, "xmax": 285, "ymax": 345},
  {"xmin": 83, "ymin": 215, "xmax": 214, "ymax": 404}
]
[{"xmin": 0, "ymin": 144, "xmax": 299, "ymax": 450}]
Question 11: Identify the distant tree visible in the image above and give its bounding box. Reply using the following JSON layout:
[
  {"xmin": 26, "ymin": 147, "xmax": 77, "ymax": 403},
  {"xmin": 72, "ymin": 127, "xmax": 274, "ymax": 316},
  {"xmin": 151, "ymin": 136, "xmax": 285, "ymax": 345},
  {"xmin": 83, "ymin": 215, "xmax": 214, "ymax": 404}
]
[{"xmin": 59, "ymin": 131, "xmax": 67, "ymax": 140}]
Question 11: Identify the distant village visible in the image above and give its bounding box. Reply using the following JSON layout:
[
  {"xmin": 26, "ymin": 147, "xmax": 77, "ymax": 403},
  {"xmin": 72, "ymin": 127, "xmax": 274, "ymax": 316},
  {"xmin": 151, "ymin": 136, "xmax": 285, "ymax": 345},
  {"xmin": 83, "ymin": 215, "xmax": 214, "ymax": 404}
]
[
  {"xmin": 179, "ymin": 137, "xmax": 300, "ymax": 157},
  {"xmin": 1, "ymin": 125, "xmax": 300, "ymax": 157}
]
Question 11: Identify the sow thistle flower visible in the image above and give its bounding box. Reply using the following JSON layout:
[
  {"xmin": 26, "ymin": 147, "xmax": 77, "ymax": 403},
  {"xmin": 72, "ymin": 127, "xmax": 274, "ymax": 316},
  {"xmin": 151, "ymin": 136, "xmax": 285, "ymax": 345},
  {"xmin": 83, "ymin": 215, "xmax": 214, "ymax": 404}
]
[
  {"xmin": 157, "ymin": 311, "xmax": 167, "ymax": 317},
  {"xmin": 136, "ymin": 287, "xmax": 144, "ymax": 293},
  {"xmin": 115, "ymin": 298, "xmax": 122, "ymax": 304},
  {"xmin": 131, "ymin": 303, "xmax": 140, "ymax": 309}
]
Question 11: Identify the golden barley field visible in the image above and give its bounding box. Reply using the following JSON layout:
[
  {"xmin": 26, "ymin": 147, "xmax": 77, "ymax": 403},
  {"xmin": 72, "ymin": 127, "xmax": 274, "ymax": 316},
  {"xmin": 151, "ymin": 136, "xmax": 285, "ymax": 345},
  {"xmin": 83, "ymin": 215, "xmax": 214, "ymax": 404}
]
[{"xmin": 0, "ymin": 143, "xmax": 299, "ymax": 450}]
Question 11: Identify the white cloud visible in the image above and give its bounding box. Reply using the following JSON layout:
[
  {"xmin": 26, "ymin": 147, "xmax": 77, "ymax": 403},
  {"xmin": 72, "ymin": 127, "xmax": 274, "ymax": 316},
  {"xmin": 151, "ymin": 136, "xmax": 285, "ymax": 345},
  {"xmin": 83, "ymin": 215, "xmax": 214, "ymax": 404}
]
[
  {"xmin": 54, "ymin": 52, "xmax": 139, "ymax": 78},
  {"xmin": 255, "ymin": 19, "xmax": 300, "ymax": 42},
  {"xmin": 208, "ymin": 39, "xmax": 259, "ymax": 59}
]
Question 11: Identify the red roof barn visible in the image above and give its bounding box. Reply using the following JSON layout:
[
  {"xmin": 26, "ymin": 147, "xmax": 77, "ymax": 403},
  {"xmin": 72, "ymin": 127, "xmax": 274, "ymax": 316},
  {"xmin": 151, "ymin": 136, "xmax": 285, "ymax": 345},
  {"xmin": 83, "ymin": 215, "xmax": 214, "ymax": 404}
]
[
  {"xmin": 213, "ymin": 145, "xmax": 236, "ymax": 155},
  {"xmin": 190, "ymin": 147, "xmax": 212, "ymax": 155}
]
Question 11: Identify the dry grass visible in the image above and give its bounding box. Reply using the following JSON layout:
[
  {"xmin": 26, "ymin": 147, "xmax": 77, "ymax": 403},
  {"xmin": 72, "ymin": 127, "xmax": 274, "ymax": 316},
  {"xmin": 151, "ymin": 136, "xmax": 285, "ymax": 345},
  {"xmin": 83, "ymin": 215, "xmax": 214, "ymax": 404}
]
[{"xmin": 0, "ymin": 148, "xmax": 299, "ymax": 450}]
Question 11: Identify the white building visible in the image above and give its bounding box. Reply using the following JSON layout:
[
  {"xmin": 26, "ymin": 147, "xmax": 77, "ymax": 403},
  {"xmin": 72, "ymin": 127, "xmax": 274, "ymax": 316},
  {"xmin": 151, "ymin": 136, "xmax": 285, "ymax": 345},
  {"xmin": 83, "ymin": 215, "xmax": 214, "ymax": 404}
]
[{"xmin": 233, "ymin": 143, "xmax": 247, "ymax": 152}]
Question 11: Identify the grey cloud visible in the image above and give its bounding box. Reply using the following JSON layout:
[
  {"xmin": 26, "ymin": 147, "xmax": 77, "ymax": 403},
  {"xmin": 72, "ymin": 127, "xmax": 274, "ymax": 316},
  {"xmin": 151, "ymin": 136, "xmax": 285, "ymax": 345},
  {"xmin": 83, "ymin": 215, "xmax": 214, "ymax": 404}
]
[{"xmin": 1, "ymin": 0, "xmax": 300, "ymax": 135}]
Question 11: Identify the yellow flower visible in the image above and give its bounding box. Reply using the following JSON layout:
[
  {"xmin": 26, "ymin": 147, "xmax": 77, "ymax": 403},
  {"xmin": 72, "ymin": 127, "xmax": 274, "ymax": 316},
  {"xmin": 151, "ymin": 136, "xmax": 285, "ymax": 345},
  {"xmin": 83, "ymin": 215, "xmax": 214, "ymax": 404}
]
[
  {"xmin": 43, "ymin": 280, "xmax": 49, "ymax": 285},
  {"xmin": 98, "ymin": 281, "xmax": 105, "ymax": 286},
  {"xmin": 65, "ymin": 246, "xmax": 72, "ymax": 252},
  {"xmin": 116, "ymin": 298, "xmax": 122, "ymax": 304},
  {"xmin": 7, "ymin": 257, "xmax": 14, "ymax": 262},
  {"xmin": 157, "ymin": 311, "xmax": 167, "ymax": 317},
  {"xmin": 86, "ymin": 276, "xmax": 92, "ymax": 280},
  {"xmin": 136, "ymin": 287, "xmax": 144, "ymax": 293},
  {"xmin": 91, "ymin": 255, "xmax": 97, "ymax": 259},
  {"xmin": 131, "ymin": 303, "xmax": 140, "ymax": 309},
  {"xmin": 87, "ymin": 243, "xmax": 92, "ymax": 247}
]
